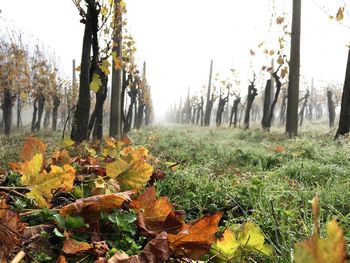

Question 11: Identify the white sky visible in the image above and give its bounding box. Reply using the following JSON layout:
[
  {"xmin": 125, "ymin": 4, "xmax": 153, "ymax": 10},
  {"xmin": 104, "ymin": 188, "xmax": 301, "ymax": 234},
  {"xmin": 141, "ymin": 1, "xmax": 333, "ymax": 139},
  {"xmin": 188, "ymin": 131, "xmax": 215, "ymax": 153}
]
[{"xmin": 0, "ymin": 0, "xmax": 349, "ymax": 119}]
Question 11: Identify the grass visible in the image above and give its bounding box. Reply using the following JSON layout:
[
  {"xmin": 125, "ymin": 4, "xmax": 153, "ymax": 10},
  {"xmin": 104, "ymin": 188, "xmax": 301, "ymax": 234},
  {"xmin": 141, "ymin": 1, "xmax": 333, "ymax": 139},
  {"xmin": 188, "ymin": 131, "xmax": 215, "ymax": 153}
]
[
  {"xmin": 1, "ymin": 125, "xmax": 348, "ymax": 262},
  {"xmin": 131, "ymin": 125, "xmax": 350, "ymax": 262}
]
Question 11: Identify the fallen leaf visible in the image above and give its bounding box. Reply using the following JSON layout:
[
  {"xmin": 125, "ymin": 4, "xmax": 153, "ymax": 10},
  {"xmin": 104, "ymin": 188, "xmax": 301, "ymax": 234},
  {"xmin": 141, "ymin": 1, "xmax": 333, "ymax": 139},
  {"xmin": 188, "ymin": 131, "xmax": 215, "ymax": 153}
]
[
  {"xmin": 168, "ymin": 213, "xmax": 222, "ymax": 260},
  {"xmin": 20, "ymin": 137, "xmax": 47, "ymax": 161},
  {"xmin": 23, "ymin": 164, "xmax": 76, "ymax": 208},
  {"xmin": 62, "ymin": 238, "xmax": 92, "ymax": 255},
  {"xmin": 0, "ymin": 208, "xmax": 27, "ymax": 259},
  {"xmin": 59, "ymin": 191, "xmax": 133, "ymax": 222},
  {"xmin": 210, "ymin": 221, "xmax": 272, "ymax": 262},
  {"xmin": 294, "ymin": 197, "xmax": 347, "ymax": 263},
  {"xmin": 108, "ymin": 232, "xmax": 169, "ymax": 263}
]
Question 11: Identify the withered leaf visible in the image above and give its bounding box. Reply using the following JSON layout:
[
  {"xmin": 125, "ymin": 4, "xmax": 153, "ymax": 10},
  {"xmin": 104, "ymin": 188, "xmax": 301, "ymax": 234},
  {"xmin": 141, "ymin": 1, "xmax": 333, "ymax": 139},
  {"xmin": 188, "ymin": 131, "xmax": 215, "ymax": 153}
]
[
  {"xmin": 20, "ymin": 137, "xmax": 47, "ymax": 161},
  {"xmin": 108, "ymin": 232, "xmax": 169, "ymax": 263},
  {"xmin": 62, "ymin": 238, "xmax": 92, "ymax": 255},
  {"xmin": 168, "ymin": 213, "xmax": 222, "ymax": 260},
  {"xmin": 59, "ymin": 191, "xmax": 134, "ymax": 220}
]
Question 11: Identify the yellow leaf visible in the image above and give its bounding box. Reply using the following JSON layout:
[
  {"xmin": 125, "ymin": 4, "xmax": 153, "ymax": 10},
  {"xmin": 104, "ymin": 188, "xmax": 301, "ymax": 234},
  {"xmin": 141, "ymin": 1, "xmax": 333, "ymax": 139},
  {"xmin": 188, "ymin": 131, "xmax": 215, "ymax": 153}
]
[
  {"xmin": 269, "ymin": 50, "xmax": 275, "ymax": 56},
  {"xmin": 117, "ymin": 160, "xmax": 153, "ymax": 191},
  {"xmin": 277, "ymin": 55, "xmax": 284, "ymax": 65},
  {"xmin": 294, "ymin": 197, "xmax": 347, "ymax": 263},
  {"xmin": 336, "ymin": 7, "xmax": 345, "ymax": 21},
  {"xmin": 23, "ymin": 163, "xmax": 75, "ymax": 208},
  {"xmin": 90, "ymin": 73, "xmax": 102, "ymax": 93},
  {"xmin": 119, "ymin": 0, "xmax": 126, "ymax": 11},
  {"xmin": 19, "ymin": 153, "xmax": 43, "ymax": 186},
  {"xmin": 99, "ymin": 59, "xmax": 111, "ymax": 76},
  {"xmin": 210, "ymin": 221, "xmax": 272, "ymax": 262},
  {"xmin": 106, "ymin": 159, "xmax": 129, "ymax": 179},
  {"xmin": 61, "ymin": 138, "xmax": 75, "ymax": 148},
  {"xmin": 101, "ymin": 6, "xmax": 108, "ymax": 17}
]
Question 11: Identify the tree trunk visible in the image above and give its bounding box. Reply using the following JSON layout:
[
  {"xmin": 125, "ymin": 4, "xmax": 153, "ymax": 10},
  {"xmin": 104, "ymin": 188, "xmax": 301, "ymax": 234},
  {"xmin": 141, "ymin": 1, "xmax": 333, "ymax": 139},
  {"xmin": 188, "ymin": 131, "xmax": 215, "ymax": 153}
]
[
  {"xmin": 327, "ymin": 89, "xmax": 336, "ymax": 128},
  {"xmin": 35, "ymin": 94, "xmax": 45, "ymax": 132},
  {"xmin": 298, "ymin": 91, "xmax": 309, "ymax": 127},
  {"xmin": 52, "ymin": 96, "xmax": 60, "ymax": 131},
  {"xmin": 244, "ymin": 83, "xmax": 258, "ymax": 130},
  {"xmin": 110, "ymin": 0, "xmax": 123, "ymax": 138},
  {"xmin": 71, "ymin": 2, "xmax": 95, "ymax": 142},
  {"xmin": 16, "ymin": 94, "xmax": 22, "ymax": 128},
  {"xmin": 204, "ymin": 60, "xmax": 213, "ymax": 126},
  {"xmin": 261, "ymin": 79, "xmax": 272, "ymax": 130},
  {"xmin": 3, "ymin": 89, "xmax": 14, "ymax": 135},
  {"xmin": 31, "ymin": 98, "xmax": 38, "ymax": 132},
  {"xmin": 336, "ymin": 49, "xmax": 350, "ymax": 137},
  {"xmin": 286, "ymin": 0, "xmax": 301, "ymax": 137},
  {"xmin": 43, "ymin": 107, "xmax": 51, "ymax": 129}
]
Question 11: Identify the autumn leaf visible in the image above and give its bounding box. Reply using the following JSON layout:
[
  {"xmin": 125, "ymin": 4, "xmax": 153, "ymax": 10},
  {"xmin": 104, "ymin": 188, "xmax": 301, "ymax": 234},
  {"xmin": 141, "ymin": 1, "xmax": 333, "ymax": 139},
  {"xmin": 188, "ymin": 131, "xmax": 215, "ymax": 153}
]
[
  {"xmin": 131, "ymin": 186, "xmax": 172, "ymax": 221},
  {"xmin": 294, "ymin": 197, "xmax": 348, "ymax": 263},
  {"xmin": 116, "ymin": 160, "xmax": 154, "ymax": 191},
  {"xmin": 59, "ymin": 191, "xmax": 134, "ymax": 222},
  {"xmin": 336, "ymin": 7, "xmax": 345, "ymax": 21},
  {"xmin": 0, "ymin": 208, "xmax": 27, "ymax": 259},
  {"xmin": 101, "ymin": 6, "xmax": 108, "ymax": 17},
  {"xmin": 281, "ymin": 66, "xmax": 289, "ymax": 79},
  {"xmin": 99, "ymin": 59, "xmax": 111, "ymax": 76},
  {"xmin": 108, "ymin": 232, "xmax": 169, "ymax": 263},
  {"xmin": 274, "ymin": 145, "xmax": 285, "ymax": 153},
  {"xmin": 168, "ymin": 213, "xmax": 222, "ymax": 260},
  {"xmin": 276, "ymin": 16, "xmax": 285, "ymax": 24},
  {"xmin": 20, "ymin": 137, "xmax": 46, "ymax": 161},
  {"xmin": 210, "ymin": 221, "xmax": 272, "ymax": 262},
  {"xmin": 277, "ymin": 55, "xmax": 284, "ymax": 65},
  {"xmin": 61, "ymin": 138, "xmax": 75, "ymax": 148},
  {"xmin": 112, "ymin": 51, "xmax": 123, "ymax": 69},
  {"xmin": 249, "ymin": 49, "xmax": 256, "ymax": 56},
  {"xmin": 129, "ymin": 187, "xmax": 181, "ymax": 236},
  {"xmin": 62, "ymin": 238, "xmax": 92, "ymax": 255},
  {"xmin": 106, "ymin": 158, "xmax": 129, "ymax": 179},
  {"xmin": 20, "ymin": 160, "xmax": 76, "ymax": 208},
  {"xmin": 19, "ymin": 153, "xmax": 43, "ymax": 185},
  {"xmin": 90, "ymin": 73, "xmax": 102, "ymax": 93}
]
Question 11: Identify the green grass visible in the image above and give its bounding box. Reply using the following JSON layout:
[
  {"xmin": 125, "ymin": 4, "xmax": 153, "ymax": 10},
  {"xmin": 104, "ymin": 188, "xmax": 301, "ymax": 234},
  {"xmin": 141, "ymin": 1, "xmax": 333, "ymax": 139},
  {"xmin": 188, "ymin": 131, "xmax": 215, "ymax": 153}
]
[{"xmin": 131, "ymin": 125, "xmax": 350, "ymax": 262}]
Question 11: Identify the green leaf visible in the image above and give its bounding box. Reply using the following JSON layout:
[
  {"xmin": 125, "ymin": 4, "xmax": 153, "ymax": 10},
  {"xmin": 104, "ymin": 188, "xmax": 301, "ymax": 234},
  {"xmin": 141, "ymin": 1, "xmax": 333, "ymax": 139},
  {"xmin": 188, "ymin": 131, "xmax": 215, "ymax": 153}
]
[{"xmin": 65, "ymin": 215, "xmax": 89, "ymax": 229}]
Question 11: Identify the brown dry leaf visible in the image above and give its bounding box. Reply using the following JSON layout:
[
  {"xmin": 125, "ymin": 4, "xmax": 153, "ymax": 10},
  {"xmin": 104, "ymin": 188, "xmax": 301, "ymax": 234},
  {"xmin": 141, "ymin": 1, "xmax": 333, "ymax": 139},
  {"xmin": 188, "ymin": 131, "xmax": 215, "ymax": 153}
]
[
  {"xmin": 57, "ymin": 255, "xmax": 68, "ymax": 263},
  {"xmin": 336, "ymin": 7, "xmax": 345, "ymax": 21},
  {"xmin": 108, "ymin": 232, "xmax": 169, "ymax": 263},
  {"xmin": 59, "ymin": 191, "xmax": 133, "ymax": 220},
  {"xmin": 274, "ymin": 145, "xmax": 285, "ymax": 153},
  {"xmin": 51, "ymin": 149, "xmax": 71, "ymax": 166},
  {"xmin": 62, "ymin": 238, "xmax": 92, "ymax": 255},
  {"xmin": 168, "ymin": 213, "xmax": 222, "ymax": 260},
  {"xmin": 20, "ymin": 137, "xmax": 47, "ymax": 161},
  {"xmin": 130, "ymin": 187, "xmax": 183, "ymax": 237},
  {"xmin": 130, "ymin": 186, "xmax": 172, "ymax": 222},
  {"xmin": 0, "ymin": 208, "xmax": 27, "ymax": 259},
  {"xmin": 276, "ymin": 16, "xmax": 285, "ymax": 24}
]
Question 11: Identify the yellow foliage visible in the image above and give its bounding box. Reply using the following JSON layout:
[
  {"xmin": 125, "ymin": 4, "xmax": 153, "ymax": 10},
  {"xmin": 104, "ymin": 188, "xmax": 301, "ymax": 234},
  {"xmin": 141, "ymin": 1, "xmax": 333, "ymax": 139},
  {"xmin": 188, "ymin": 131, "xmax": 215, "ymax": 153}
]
[
  {"xmin": 90, "ymin": 73, "xmax": 102, "ymax": 93},
  {"xmin": 210, "ymin": 221, "xmax": 272, "ymax": 262}
]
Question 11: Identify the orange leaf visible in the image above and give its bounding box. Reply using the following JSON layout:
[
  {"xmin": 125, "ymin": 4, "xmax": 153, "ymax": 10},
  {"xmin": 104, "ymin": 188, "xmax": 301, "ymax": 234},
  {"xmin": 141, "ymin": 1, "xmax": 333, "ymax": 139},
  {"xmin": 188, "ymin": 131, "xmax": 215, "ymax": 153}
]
[
  {"xmin": 20, "ymin": 137, "xmax": 47, "ymax": 161},
  {"xmin": 130, "ymin": 186, "xmax": 172, "ymax": 222},
  {"xmin": 62, "ymin": 238, "xmax": 92, "ymax": 255},
  {"xmin": 168, "ymin": 213, "xmax": 222, "ymax": 260},
  {"xmin": 274, "ymin": 145, "xmax": 285, "ymax": 153}
]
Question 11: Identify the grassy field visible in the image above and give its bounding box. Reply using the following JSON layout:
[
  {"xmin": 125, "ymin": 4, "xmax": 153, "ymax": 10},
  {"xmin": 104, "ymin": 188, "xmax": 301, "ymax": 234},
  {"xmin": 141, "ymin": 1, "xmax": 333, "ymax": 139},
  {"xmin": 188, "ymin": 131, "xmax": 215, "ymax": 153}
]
[
  {"xmin": 131, "ymin": 125, "xmax": 350, "ymax": 262},
  {"xmin": 1, "ymin": 126, "xmax": 349, "ymax": 262}
]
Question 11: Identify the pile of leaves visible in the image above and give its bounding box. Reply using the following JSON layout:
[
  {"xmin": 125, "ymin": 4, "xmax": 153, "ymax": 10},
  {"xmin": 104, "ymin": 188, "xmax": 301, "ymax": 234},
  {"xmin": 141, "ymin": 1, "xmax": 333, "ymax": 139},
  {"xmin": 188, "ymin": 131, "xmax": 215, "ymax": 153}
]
[{"xmin": 0, "ymin": 137, "xmax": 347, "ymax": 263}]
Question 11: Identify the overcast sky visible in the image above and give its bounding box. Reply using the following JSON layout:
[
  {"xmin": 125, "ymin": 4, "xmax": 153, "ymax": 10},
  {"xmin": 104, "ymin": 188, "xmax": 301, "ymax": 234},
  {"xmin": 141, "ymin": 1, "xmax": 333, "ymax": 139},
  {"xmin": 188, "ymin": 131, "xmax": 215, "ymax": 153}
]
[{"xmin": 0, "ymin": 0, "xmax": 349, "ymax": 119}]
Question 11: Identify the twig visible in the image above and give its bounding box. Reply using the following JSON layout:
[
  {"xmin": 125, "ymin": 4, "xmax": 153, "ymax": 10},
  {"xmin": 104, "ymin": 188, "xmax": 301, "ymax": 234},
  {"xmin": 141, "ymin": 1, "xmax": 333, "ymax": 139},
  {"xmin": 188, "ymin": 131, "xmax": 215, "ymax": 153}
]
[
  {"xmin": 10, "ymin": 250, "xmax": 26, "ymax": 263},
  {"xmin": 62, "ymin": 105, "xmax": 77, "ymax": 140}
]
